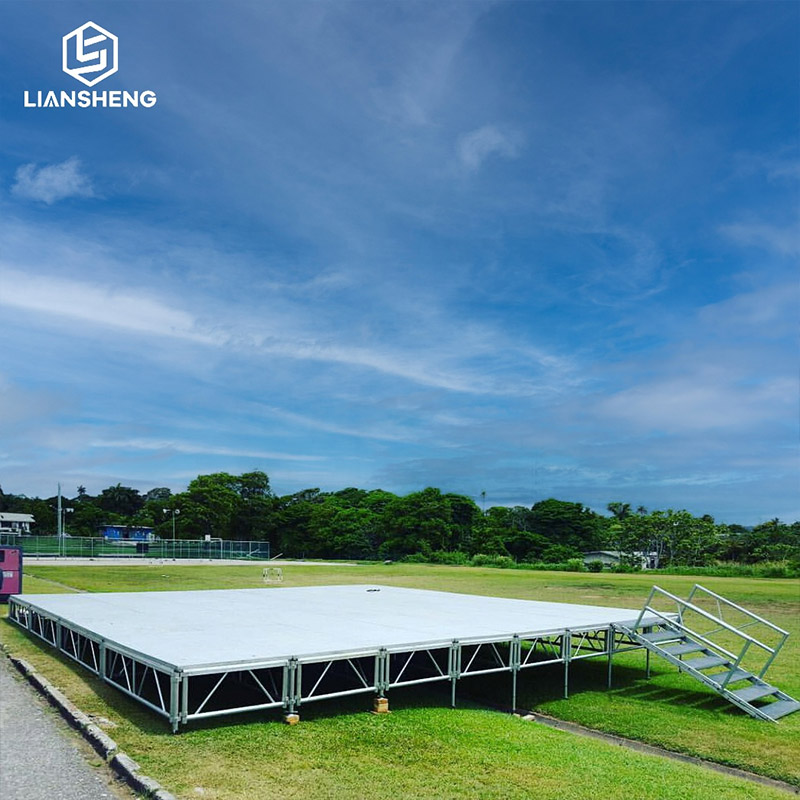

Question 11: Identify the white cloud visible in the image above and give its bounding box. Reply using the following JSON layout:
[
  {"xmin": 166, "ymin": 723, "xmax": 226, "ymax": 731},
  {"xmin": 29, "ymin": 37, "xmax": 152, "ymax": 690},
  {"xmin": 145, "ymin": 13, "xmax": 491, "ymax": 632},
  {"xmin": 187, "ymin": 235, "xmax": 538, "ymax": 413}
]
[
  {"xmin": 457, "ymin": 125, "xmax": 522, "ymax": 172},
  {"xmin": 11, "ymin": 157, "xmax": 95, "ymax": 204},
  {"xmin": 0, "ymin": 268, "xmax": 217, "ymax": 344},
  {"xmin": 89, "ymin": 438, "xmax": 324, "ymax": 462},
  {"xmin": 719, "ymin": 221, "xmax": 800, "ymax": 257},
  {"xmin": 598, "ymin": 375, "xmax": 795, "ymax": 433}
]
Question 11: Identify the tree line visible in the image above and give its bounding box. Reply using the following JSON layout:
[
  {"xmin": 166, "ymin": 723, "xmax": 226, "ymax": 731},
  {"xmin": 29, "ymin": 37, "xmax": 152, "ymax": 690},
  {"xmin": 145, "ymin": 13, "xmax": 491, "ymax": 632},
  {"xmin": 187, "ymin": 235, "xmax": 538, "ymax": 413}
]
[{"xmin": 1, "ymin": 472, "xmax": 797, "ymax": 567}]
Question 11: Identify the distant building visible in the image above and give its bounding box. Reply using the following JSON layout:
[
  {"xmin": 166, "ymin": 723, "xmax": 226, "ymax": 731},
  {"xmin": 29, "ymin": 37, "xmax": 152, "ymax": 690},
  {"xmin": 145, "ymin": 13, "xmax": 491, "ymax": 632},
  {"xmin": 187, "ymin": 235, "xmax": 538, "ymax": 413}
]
[
  {"xmin": 100, "ymin": 524, "xmax": 155, "ymax": 542},
  {"xmin": 0, "ymin": 513, "xmax": 34, "ymax": 535},
  {"xmin": 583, "ymin": 550, "xmax": 659, "ymax": 570}
]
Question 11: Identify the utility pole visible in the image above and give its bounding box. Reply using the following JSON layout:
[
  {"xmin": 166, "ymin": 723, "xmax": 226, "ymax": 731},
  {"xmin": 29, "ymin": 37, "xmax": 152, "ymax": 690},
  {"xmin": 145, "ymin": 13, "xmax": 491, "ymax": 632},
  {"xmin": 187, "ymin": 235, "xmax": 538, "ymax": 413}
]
[{"xmin": 57, "ymin": 483, "xmax": 62, "ymax": 557}]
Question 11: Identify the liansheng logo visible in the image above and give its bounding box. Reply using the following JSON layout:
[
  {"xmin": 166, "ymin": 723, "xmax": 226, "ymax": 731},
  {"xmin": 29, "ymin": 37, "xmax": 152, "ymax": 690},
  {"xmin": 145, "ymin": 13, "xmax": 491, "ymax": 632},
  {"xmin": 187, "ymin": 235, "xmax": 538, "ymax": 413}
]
[
  {"xmin": 62, "ymin": 21, "xmax": 118, "ymax": 86},
  {"xmin": 23, "ymin": 21, "xmax": 157, "ymax": 109}
]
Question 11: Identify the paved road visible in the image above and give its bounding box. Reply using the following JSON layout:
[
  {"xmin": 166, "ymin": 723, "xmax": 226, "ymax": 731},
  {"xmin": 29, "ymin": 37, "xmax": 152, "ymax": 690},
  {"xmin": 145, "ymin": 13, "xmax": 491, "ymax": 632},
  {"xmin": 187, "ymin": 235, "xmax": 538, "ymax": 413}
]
[{"xmin": 0, "ymin": 658, "xmax": 130, "ymax": 800}]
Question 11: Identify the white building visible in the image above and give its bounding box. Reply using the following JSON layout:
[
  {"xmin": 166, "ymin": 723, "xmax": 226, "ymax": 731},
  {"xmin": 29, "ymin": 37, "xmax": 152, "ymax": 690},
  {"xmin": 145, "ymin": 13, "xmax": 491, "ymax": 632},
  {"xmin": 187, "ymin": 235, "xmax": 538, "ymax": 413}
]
[
  {"xmin": 0, "ymin": 512, "xmax": 35, "ymax": 534},
  {"xmin": 583, "ymin": 550, "xmax": 659, "ymax": 570}
]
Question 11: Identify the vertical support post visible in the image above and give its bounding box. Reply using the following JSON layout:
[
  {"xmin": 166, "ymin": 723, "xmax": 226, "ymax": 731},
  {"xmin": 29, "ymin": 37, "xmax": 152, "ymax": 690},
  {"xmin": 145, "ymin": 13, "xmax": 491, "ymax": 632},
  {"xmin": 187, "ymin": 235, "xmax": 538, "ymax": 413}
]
[
  {"xmin": 646, "ymin": 647, "xmax": 651, "ymax": 679},
  {"xmin": 510, "ymin": 635, "xmax": 521, "ymax": 712},
  {"xmin": 283, "ymin": 658, "xmax": 300, "ymax": 723},
  {"xmin": 607, "ymin": 625, "xmax": 614, "ymax": 689},
  {"xmin": 562, "ymin": 631, "xmax": 571, "ymax": 699},
  {"xmin": 99, "ymin": 641, "xmax": 107, "ymax": 680},
  {"xmin": 170, "ymin": 672, "xmax": 180, "ymax": 733},
  {"xmin": 448, "ymin": 640, "xmax": 461, "ymax": 708},
  {"xmin": 182, "ymin": 674, "xmax": 189, "ymax": 725},
  {"xmin": 375, "ymin": 647, "xmax": 389, "ymax": 697}
]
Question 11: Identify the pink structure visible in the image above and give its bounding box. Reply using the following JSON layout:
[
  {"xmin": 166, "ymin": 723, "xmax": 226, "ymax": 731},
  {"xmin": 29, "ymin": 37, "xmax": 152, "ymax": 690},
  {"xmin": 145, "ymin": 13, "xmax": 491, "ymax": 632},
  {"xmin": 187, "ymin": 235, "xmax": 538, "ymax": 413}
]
[{"xmin": 0, "ymin": 547, "xmax": 23, "ymax": 600}]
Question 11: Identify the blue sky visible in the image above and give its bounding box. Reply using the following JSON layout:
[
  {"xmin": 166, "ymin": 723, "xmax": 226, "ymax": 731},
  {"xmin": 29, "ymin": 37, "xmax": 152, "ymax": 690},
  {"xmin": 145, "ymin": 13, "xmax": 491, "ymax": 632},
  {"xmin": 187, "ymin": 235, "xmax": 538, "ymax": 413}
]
[{"xmin": 0, "ymin": 1, "xmax": 797, "ymax": 524}]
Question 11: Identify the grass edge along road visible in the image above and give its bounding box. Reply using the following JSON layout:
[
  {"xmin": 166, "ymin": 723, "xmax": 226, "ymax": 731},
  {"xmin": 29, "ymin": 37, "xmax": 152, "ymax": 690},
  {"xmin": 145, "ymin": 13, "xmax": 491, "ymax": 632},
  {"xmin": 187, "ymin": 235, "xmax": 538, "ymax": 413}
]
[{"xmin": 1, "ymin": 562, "xmax": 798, "ymax": 799}]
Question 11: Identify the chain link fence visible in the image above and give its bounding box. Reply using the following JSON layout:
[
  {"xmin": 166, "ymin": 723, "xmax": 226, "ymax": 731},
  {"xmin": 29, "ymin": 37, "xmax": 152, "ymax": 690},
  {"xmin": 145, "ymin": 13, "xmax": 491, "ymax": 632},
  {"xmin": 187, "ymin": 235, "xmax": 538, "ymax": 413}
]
[{"xmin": 0, "ymin": 534, "xmax": 270, "ymax": 561}]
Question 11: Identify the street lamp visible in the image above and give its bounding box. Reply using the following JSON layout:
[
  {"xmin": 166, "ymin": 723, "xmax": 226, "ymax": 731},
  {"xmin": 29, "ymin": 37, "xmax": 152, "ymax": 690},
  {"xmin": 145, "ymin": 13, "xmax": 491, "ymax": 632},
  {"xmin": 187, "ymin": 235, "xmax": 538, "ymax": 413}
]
[
  {"xmin": 60, "ymin": 508, "xmax": 73, "ymax": 557},
  {"xmin": 163, "ymin": 508, "xmax": 180, "ymax": 542}
]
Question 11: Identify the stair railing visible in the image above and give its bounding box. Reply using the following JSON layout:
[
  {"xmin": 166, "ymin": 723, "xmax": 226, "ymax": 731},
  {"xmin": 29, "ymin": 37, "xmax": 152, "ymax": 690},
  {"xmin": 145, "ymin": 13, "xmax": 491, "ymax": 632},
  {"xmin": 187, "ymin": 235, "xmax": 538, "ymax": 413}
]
[
  {"xmin": 632, "ymin": 585, "xmax": 787, "ymax": 685},
  {"xmin": 685, "ymin": 584, "xmax": 789, "ymax": 677}
]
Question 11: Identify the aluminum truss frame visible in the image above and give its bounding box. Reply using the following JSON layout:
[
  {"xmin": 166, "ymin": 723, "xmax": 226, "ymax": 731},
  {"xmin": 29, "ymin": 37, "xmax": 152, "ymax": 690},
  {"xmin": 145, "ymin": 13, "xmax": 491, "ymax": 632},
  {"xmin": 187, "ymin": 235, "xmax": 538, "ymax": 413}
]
[{"xmin": 9, "ymin": 594, "xmax": 659, "ymax": 732}]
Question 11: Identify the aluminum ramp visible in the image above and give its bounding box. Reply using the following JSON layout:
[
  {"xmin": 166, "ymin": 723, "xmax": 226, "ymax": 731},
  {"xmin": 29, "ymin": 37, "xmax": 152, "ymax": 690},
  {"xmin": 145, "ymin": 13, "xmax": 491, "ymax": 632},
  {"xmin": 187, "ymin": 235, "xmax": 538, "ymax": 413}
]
[{"xmin": 619, "ymin": 584, "xmax": 799, "ymax": 722}]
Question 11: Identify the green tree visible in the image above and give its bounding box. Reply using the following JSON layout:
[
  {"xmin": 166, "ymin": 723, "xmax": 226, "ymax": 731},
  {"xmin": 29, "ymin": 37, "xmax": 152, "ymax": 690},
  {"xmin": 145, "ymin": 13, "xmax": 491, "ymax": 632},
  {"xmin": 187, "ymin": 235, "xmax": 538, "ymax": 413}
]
[
  {"xmin": 97, "ymin": 484, "xmax": 144, "ymax": 516},
  {"xmin": 529, "ymin": 499, "xmax": 602, "ymax": 551}
]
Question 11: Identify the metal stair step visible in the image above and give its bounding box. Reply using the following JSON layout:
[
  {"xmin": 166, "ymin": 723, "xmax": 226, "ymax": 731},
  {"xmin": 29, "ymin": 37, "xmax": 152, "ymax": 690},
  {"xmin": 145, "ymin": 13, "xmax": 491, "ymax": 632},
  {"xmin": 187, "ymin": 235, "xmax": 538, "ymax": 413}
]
[
  {"xmin": 640, "ymin": 630, "xmax": 683, "ymax": 644},
  {"xmin": 662, "ymin": 642, "xmax": 706, "ymax": 656},
  {"xmin": 730, "ymin": 684, "xmax": 779, "ymax": 703},
  {"xmin": 758, "ymin": 699, "xmax": 800, "ymax": 721},
  {"xmin": 682, "ymin": 655, "xmax": 728, "ymax": 671},
  {"xmin": 708, "ymin": 669, "xmax": 752, "ymax": 685}
]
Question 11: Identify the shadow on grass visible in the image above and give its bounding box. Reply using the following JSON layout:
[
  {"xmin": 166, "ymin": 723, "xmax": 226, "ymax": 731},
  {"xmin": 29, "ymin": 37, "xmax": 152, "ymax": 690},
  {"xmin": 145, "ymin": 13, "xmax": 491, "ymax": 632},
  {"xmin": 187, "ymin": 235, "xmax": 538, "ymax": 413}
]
[{"xmin": 1, "ymin": 616, "xmax": 747, "ymax": 737}]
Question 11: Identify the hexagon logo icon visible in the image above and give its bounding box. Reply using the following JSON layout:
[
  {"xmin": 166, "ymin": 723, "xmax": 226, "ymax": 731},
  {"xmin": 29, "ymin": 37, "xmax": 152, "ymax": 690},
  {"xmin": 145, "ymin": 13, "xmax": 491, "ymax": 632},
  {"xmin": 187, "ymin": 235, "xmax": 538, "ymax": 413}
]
[{"xmin": 62, "ymin": 22, "xmax": 118, "ymax": 87}]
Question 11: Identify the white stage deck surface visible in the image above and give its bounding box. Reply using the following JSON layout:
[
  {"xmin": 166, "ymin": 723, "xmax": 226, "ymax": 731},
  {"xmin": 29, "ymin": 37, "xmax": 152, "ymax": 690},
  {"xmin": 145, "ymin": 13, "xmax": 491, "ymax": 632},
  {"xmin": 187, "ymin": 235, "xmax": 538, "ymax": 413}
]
[{"xmin": 15, "ymin": 585, "xmax": 653, "ymax": 670}]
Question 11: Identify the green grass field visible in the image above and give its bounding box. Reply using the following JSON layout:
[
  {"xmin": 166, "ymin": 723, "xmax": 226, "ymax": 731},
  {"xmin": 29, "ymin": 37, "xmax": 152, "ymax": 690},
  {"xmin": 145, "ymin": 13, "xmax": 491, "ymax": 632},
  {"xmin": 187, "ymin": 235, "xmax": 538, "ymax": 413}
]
[{"xmin": 2, "ymin": 562, "xmax": 798, "ymax": 799}]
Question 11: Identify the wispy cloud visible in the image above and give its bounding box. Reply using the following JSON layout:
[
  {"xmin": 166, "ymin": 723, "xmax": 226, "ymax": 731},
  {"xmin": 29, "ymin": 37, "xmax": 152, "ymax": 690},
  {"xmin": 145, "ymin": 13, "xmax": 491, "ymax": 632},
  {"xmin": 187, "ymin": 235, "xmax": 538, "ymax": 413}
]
[
  {"xmin": 457, "ymin": 125, "xmax": 522, "ymax": 172},
  {"xmin": 719, "ymin": 221, "xmax": 800, "ymax": 257},
  {"xmin": 0, "ymin": 268, "xmax": 217, "ymax": 344},
  {"xmin": 11, "ymin": 157, "xmax": 94, "ymax": 204},
  {"xmin": 89, "ymin": 438, "xmax": 325, "ymax": 462}
]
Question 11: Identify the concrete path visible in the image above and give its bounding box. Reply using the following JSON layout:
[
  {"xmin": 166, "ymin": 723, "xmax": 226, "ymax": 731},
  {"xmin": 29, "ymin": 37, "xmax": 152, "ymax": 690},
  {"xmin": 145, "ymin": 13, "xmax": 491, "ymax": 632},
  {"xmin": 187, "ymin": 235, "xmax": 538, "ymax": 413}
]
[{"xmin": 0, "ymin": 659, "xmax": 130, "ymax": 800}]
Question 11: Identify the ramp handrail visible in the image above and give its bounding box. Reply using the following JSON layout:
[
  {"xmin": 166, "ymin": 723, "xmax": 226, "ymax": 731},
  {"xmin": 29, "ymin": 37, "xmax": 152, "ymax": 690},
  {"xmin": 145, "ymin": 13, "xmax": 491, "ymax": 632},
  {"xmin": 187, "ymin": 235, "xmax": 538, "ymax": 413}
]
[
  {"xmin": 686, "ymin": 584, "xmax": 789, "ymax": 636},
  {"xmin": 632, "ymin": 585, "xmax": 788, "ymax": 680}
]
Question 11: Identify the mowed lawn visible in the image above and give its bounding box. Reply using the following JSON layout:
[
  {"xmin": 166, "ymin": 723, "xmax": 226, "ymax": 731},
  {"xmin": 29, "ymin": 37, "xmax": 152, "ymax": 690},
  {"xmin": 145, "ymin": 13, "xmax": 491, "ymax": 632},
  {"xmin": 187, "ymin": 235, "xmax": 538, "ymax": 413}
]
[{"xmin": 1, "ymin": 562, "xmax": 798, "ymax": 799}]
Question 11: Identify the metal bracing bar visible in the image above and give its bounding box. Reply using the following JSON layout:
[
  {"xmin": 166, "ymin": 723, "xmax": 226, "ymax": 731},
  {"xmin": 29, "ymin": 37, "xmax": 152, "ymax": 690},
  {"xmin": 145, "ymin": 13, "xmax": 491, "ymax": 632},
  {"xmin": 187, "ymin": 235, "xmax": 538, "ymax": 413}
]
[
  {"xmin": 463, "ymin": 643, "xmax": 488, "ymax": 674},
  {"xmin": 194, "ymin": 672, "xmax": 229, "ymax": 715},
  {"xmin": 346, "ymin": 659, "xmax": 370, "ymax": 689},
  {"xmin": 520, "ymin": 638, "xmax": 540, "ymax": 666},
  {"xmin": 119, "ymin": 654, "xmax": 132, "ymax": 692},
  {"xmin": 87, "ymin": 638, "xmax": 99, "ymax": 672},
  {"xmin": 535, "ymin": 638, "xmax": 562, "ymax": 659},
  {"xmin": 427, "ymin": 649, "xmax": 447, "ymax": 676},
  {"xmin": 488, "ymin": 642, "xmax": 506, "ymax": 667},
  {"xmin": 267, "ymin": 668, "xmax": 280, "ymax": 700},
  {"xmin": 393, "ymin": 651, "xmax": 417, "ymax": 683},
  {"xmin": 562, "ymin": 632, "xmax": 571, "ymax": 699},
  {"xmin": 187, "ymin": 699, "xmax": 284, "ymax": 722},
  {"xmin": 298, "ymin": 686, "xmax": 376, "ymax": 704},
  {"xmin": 246, "ymin": 670, "xmax": 277, "ymax": 703},
  {"xmin": 388, "ymin": 674, "xmax": 450, "ymax": 689},
  {"xmin": 306, "ymin": 660, "xmax": 335, "ymax": 698},
  {"xmin": 137, "ymin": 664, "xmax": 148, "ymax": 696},
  {"xmin": 717, "ymin": 640, "xmax": 752, "ymax": 689},
  {"xmin": 607, "ymin": 626, "xmax": 614, "ymax": 689},
  {"xmin": 106, "ymin": 679, "xmax": 171, "ymax": 719},
  {"xmin": 153, "ymin": 668, "xmax": 166, "ymax": 712}
]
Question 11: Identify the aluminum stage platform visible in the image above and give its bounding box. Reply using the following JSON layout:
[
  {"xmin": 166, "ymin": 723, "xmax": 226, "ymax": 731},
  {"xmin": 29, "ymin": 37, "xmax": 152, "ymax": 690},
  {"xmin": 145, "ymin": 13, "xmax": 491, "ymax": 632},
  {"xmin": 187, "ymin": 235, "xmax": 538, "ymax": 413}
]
[{"xmin": 8, "ymin": 585, "xmax": 658, "ymax": 730}]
